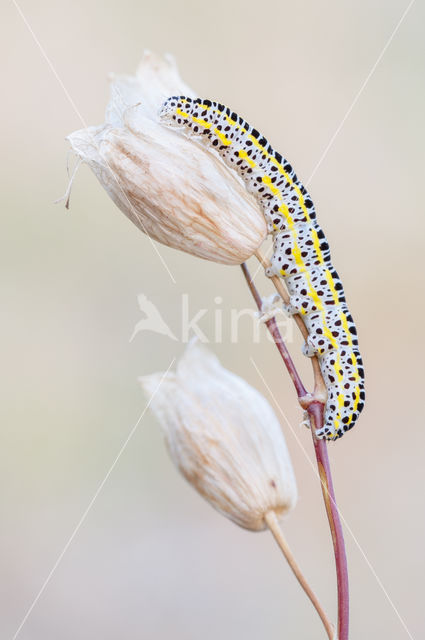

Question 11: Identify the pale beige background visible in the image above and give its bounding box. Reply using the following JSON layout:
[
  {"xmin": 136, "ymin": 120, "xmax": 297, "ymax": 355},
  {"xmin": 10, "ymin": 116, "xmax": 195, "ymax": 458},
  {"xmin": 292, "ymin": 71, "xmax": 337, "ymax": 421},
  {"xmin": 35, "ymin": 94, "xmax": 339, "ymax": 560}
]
[{"xmin": 1, "ymin": 1, "xmax": 424, "ymax": 638}]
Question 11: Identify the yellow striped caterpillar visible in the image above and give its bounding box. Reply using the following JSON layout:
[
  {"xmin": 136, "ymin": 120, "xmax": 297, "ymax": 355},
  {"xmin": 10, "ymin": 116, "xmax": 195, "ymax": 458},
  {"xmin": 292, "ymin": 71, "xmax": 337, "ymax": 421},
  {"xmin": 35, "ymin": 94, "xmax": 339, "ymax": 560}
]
[{"xmin": 159, "ymin": 96, "xmax": 365, "ymax": 440}]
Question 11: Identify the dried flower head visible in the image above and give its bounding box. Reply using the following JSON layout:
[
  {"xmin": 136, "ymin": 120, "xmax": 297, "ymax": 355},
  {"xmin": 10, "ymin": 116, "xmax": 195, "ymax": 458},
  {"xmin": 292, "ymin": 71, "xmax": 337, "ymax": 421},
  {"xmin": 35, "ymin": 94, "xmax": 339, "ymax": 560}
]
[
  {"xmin": 140, "ymin": 342, "xmax": 297, "ymax": 531},
  {"xmin": 67, "ymin": 52, "xmax": 266, "ymax": 265}
]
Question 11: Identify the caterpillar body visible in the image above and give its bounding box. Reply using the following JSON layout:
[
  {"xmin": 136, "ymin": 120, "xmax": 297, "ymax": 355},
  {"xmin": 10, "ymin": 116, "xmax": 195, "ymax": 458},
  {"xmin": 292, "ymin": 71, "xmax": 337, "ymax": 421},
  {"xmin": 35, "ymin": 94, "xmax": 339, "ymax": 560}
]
[{"xmin": 159, "ymin": 96, "xmax": 365, "ymax": 440}]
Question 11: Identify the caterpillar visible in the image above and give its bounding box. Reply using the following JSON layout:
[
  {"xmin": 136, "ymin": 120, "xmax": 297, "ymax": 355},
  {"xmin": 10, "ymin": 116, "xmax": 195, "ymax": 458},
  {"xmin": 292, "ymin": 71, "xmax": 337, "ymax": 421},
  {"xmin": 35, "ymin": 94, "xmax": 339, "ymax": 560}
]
[{"xmin": 159, "ymin": 96, "xmax": 365, "ymax": 440}]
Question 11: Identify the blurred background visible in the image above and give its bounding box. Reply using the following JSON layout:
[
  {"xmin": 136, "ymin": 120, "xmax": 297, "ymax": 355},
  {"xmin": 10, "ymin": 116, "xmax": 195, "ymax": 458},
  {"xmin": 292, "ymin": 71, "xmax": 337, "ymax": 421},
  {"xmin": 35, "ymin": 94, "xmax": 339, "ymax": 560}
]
[{"xmin": 1, "ymin": 1, "xmax": 424, "ymax": 638}]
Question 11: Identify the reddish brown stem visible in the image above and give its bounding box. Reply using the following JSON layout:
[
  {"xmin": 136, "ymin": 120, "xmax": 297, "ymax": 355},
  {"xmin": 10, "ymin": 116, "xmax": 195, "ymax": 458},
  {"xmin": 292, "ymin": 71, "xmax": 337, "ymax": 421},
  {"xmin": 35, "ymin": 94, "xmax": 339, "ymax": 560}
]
[
  {"xmin": 241, "ymin": 262, "xmax": 349, "ymax": 640},
  {"xmin": 309, "ymin": 403, "xmax": 349, "ymax": 640},
  {"xmin": 240, "ymin": 262, "xmax": 308, "ymax": 402}
]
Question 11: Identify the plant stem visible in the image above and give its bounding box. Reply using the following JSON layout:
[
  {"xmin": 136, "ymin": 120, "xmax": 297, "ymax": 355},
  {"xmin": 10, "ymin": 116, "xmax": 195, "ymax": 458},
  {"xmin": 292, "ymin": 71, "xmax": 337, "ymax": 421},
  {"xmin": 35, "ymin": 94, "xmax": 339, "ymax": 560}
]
[
  {"xmin": 309, "ymin": 404, "xmax": 349, "ymax": 640},
  {"xmin": 241, "ymin": 259, "xmax": 349, "ymax": 640},
  {"xmin": 264, "ymin": 511, "xmax": 334, "ymax": 640},
  {"xmin": 240, "ymin": 262, "xmax": 308, "ymax": 401}
]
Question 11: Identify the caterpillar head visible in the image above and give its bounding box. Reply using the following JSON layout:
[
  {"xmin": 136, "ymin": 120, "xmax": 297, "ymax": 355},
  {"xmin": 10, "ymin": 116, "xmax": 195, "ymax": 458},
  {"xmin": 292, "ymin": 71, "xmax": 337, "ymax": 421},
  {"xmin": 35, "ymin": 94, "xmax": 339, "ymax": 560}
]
[{"xmin": 159, "ymin": 96, "xmax": 192, "ymax": 127}]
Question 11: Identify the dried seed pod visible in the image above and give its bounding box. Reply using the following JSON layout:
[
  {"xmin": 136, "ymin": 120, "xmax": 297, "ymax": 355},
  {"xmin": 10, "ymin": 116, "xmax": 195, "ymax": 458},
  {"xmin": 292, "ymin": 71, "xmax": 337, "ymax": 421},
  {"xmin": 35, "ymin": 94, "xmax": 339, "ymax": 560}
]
[
  {"xmin": 67, "ymin": 52, "xmax": 266, "ymax": 265},
  {"xmin": 140, "ymin": 342, "xmax": 297, "ymax": 531}
]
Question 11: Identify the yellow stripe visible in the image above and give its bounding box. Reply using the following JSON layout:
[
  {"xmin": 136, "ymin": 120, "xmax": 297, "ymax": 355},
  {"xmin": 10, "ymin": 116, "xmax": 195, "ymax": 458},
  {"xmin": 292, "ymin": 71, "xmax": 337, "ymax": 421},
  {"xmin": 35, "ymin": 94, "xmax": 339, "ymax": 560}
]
[
  {"xmin": 177, "ymin": 108, "xmax": 212, "ymax": 130},
  {"xmin": 340, "ymin": 312, "xmax": 354, "ymax": 348},
  {"xmin": 339, "ymin": 313, "xmax": 361, "ymax": 381},
  {"xmin": 323, "ymin": 325, "xmax": 338, "ymax": 352},
  {"xmin": 250, "ymin": 170, "xmax": 297, "ymax": 229},
  {"xmin": 223, "ymin": 113, "xmax": 247, "ymax": 134},
  {"xmin": 262, "ymin": 174, "xmax": 282, "ymax": 198},
  {"xmin": 238, "ymin": 149, "xmax": 256, "ymax": 168},
  {"xmin": 278, "ymin": 204, "xmax": 295, "ymax": 230},
  {"xmin": 176, "ymin": 107, "xmax": 190, "ymax": 119},
  {"xmin": 292, "ymin": 241, "xmax": 307, "ymax": 272},
  {"xmin": 248, "ymin": 133, "xmax": 266, "ymax": 150},
  {"xmin": 325, "ymin": 269, "xmax": 340, "ymax": 304},
  {"xmin": 336, "ymin": 311, "xmax": 362, "ymax": 425},
  {"xmin": 224, "ymin": 114, "xmax": 236, "ymax": 126},
  {"xmin": 311, "ymin": 228, "xmax": 324, "ymax": 264},
  {"xmin": 214, "ymin": 127, "xmax": 232, "ymax": 146},
  {"xmin": 268, "ymin": 155, "xmax": 311, "ymax": 224},
  {"xmin": 192, "ymin": 115, "xmax": 212, "ymax": 128}
]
